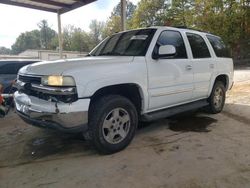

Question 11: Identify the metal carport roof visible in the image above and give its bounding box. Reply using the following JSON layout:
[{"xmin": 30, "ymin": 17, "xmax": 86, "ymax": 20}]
[
  {"xmin": 0, "ymin": 0, "xmax": 97, "ymax": 14},
  {"xmin": 0, "ymin": 0, "xmax": 127, "ymax": 59}
]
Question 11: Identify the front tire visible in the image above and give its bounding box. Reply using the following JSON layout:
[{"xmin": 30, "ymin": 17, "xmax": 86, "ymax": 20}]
[
  {"xmin": 207, "ymin": 81, "xmax": 226, "ymax": 114},
  {"xmin": 88, "ymin": 95, "xmax": 138, "ymax": 154}
]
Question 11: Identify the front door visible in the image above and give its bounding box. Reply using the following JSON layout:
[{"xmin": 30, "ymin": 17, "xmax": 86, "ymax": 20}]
[{"xmin": 147, "ymin": 30, "xmax": 194, "ymax": 111}]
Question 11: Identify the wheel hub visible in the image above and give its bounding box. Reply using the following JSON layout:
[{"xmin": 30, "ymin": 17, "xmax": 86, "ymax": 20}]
[
  {"xmin": 102, "ymin": 108, "xmax": 131, "ymax": 144},
  {"xmin": 213, "ymin": 87, "xmax": 223, "ymax": 108}
]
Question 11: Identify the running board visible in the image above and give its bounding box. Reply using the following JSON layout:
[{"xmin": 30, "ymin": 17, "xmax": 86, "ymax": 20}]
[{"xmin": 141, "ymin": 100, "xmax": 209, "ymax": 122}]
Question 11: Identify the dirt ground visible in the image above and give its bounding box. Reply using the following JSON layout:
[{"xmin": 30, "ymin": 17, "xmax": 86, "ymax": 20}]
[{"xmin": 1, "ymin": 70, "xmax": 250, "ymax": 188}]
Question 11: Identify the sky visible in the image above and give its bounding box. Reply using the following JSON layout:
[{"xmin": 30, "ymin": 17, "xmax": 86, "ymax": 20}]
[{"xmin": 0, "ymin": 0, "xmax": 139, "ymax": 48}]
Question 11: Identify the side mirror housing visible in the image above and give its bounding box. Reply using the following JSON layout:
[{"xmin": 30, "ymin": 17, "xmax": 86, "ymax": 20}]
[
  {"xmin": 153, "ymin": 45, "xmax": 176, "ymax": 59},
  {"xmin": 159, "ymin": 45, "xmax": 176, "ymax": 56}
]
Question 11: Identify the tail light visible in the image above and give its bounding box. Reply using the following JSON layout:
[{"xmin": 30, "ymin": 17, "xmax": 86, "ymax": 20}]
[{"xmin": 0, "ymin": 84, "xmax": 3, "ymax": 104}]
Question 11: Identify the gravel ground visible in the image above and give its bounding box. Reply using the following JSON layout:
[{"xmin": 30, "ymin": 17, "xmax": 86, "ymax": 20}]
[{"xmin": 1, "ymin": 70, "xmax": 250, "ymax": 188}]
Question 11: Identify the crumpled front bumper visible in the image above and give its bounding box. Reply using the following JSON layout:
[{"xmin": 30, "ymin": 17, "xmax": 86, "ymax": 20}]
[{"xmin": 14, "ymin": 91, "xmax": 90, "ymax": 133}]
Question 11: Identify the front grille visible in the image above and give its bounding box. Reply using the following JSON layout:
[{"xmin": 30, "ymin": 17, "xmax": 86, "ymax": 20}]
[
  {"xmin": 29, "ymin": 90, "xmax": 78, "ymax": 103},
  {"xmin": 18, "ymin": 75, "xmax": 41, "ymax": 85}
]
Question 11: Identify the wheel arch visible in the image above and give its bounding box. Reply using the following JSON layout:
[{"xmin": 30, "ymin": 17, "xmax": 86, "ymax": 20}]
[
  {"xmin": 208, "ymin": 74, "xmax": 229, "ymax": 96},
  {"xmin": 89, "ymin": 83, "xmax": 145, "ymax": 116}
]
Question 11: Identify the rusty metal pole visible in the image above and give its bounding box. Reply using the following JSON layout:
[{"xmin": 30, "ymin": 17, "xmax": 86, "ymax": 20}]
[
  {"xmin": 121, "ymin": 0, "xmax": 126, "ymax": 31},
  {"xmin": 57, "ymin": 11, "xmax": 63, "ymax": 59}
]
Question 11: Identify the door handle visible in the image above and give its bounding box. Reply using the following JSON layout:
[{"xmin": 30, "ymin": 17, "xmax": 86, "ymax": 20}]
[
  {"xmin": 186, "ymin": 65, "xmax": 192, "ymax": 70},
  {"xmin": 210, "ymin": 64, "xmax": 215, "ymax": 69}
]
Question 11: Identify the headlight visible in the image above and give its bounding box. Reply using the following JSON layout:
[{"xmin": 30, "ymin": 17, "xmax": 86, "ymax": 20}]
[{"xmin": 41, "ymin": 75, "xmax": 76, "ymax": 86}]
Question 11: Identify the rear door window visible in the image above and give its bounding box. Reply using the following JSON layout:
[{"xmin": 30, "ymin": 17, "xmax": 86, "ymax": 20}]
[{"xmin": 187, "ymin": 33, "xmax": 211, "ymax": 59}]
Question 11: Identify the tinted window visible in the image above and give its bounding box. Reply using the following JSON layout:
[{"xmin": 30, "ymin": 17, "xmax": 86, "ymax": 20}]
[
  {"xmin": 90, "ymin": 29, "xmax": 156, "ymax": 56},
  {"xmin": 206, "ymin": 35, "xmax": 231, "ymax": 58},
  {"xmin": 187, "ymin": 33, "xmax": 211, "ymax": 58},
  {"xmin": 0, "ymin": 62, "xmax": 29, "ymax": 74},
  {"xmin": 156, "ymin": 30, "xmax": 187, "ymax": 59}
]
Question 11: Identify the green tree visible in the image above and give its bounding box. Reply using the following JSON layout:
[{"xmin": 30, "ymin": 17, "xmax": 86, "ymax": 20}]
[
  {"xmin": 63, "ymin": 25, "xmax": 92, "ymax": 52},
  {"xmin": 71, "ymin": 28, "xmax": 92, "ymax": 52},
  {"xmin": 166, "ymin": 0, "xmax": 195, "ymax": 27},
  {"xmin": 89, "ymin": 20, "xmax": 105, "ymax": 47},
  {"xmin": 11, "ymin": 30, "xmax": 40, "ymax": 54},
  {"xmin": 102, "ymin": 1, "xmax": 137, "ymax": 37},
  {"xmin": 102, "ymin": 16, "xmax": 122, "ymax": 38},
  {"xmin": 112, "ymin": 0, "xmax": 137, "ymax": 20},
  {"xmin": 11, "ymin": 20, "xmax": 57, "ymax": 54},
  {"xmin": 189, "ymin": 0, "xmax": 250, "ymax": 59},
  {"xmin": 38, "ymin": 20, "xmax": 57, "ymax": 49},
  {"xmin": 0, "ymin": 47, "xmax": 12, "ymax": 55},
  {"xmin": 130, "ymin": 0, "xmax": 168, "ymax": 28}
]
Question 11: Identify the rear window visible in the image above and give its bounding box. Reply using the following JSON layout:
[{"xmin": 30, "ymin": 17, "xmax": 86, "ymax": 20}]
[{"xmin": 206, "ymin": 35, "xmax": 231, "ymax": 58}]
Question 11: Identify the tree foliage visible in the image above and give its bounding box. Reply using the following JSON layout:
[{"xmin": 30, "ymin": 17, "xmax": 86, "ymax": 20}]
[
  {"xmin": 63, "ymin": 25, "xmax": 93, "ymax": 52},
  {"xmin": 37, "ymin": 20, "xmax": 57, "ymax": 49},
  {"xmin": 89, "ymin": 20, "xmax": 105, "ymax": 47},
  {"xmin": 102, "ymin": 1, "xmax": 137, "ymax": 37},
  {"xmin": 0, "ymin": 47, "xmax": 12, "ymax": 55},
  {"xmin": 130, "ymin": 0, "xmax": 168, "ymax": 28},
  {"xmin": 11, "ymin": 30, "xmax": 41, "ymax": 54},
  {"xmin": 11, "ymin": 20, "xmax": 57, "ymax": 54}
]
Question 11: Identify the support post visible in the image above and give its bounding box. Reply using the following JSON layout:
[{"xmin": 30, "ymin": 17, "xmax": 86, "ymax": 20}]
[
  {"xmin": 57, "ymin": 11, "xmax": 63, "ymax": 59},
  {"xmin": 121, "ymin": 0, "xmax": 126, "ymax": 31}
]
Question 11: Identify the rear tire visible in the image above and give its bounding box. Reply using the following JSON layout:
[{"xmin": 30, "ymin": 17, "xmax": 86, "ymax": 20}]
[
  {"xmin": 207, "ymin": 81, "xmax": 226, "ymax": 114},
  {"xmin": 88, "ymin": 95, "xmax": 138, "ymax": 154}
]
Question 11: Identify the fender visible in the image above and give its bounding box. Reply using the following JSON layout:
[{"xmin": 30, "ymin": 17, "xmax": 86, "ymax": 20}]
[
  {"xmin": 82, "ymin": 77, "xmax": 149, "ymax": 113},
  {"xmin": 207, "ymin": 73, "xmax": 230, "ymax": 97}
]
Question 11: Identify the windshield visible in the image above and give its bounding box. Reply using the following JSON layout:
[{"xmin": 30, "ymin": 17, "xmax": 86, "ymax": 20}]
[{"xmin": 89, "ymin": 29, "xmax": 156, "ymax": 56}]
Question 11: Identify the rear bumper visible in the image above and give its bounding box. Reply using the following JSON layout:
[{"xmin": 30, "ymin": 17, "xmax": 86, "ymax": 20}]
[
  {"xmin": 229, "ymin": 81, "xmax": 234, "ymax": 90},
  {"xmin": 14, "ymin": 91, "xmax": 90, "ymax": 133}
]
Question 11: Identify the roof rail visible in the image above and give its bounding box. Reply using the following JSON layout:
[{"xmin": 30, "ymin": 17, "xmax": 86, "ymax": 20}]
[{"xmin": 174, "ymin": 26, "xmax": 209, "ymax": 33}]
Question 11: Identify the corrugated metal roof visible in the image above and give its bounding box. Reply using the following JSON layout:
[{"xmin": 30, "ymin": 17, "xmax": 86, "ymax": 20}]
[{"xmin": 0, "ymin": 0, "xmax": 97, "ymax": 14}]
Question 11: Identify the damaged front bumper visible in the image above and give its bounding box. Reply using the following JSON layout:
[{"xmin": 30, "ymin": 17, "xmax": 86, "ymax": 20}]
[{"xmin": 14, "ymin": 91, "xmax": 90, "ymax": 133}]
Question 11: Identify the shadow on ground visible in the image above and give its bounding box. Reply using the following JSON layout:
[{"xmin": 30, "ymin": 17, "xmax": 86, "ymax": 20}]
[
  {"xmin": 0, "ymin": 110, "xmax": 219, "ymax": 167},
  {"xmin": 22, "ymin": 131, "xmax": 95, "ymax": 161},
  {"xmin": 168, "ymin": 115, "xmax": 217, "ymax": 132},
  {"xmin": 139, "ymin": 110, "xmax": 217, "ymax": 133}
]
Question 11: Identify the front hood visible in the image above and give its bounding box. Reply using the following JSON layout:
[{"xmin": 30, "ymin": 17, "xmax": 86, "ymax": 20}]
[{"xmin": 19, "ymin": 56, "xmax": 134, "ymax": 76}]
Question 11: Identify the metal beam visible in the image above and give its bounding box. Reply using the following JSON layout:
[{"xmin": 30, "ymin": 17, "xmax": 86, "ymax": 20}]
[
  {"xmin": 57, "ymin": 12, "xmax": 63, "ymax": 59},
  {"xmin": 0, "ymin": 0, "xmax": 57, "ymax": 12},
  {"xmin": 59, "ymin": 0, "xmax": 97, "ymax": 14},
  {"xmin": 121, "ymin": 0, "xmax": 126, "ymax": 31},
  {"xmin": 30, "ymin": 0, "xmax": 72, "ymax": 8}
]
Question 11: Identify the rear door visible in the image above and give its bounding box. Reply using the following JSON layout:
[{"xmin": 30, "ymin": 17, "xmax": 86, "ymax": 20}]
[{"xmin": 186, "ymin": 32, "xmax": 215, "ymax": 99}]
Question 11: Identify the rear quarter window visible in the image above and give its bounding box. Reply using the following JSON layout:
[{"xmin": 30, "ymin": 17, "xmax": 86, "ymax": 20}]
[{"xmin": 206, "ymin": 35, "xmax": 231, "ymax": 58}]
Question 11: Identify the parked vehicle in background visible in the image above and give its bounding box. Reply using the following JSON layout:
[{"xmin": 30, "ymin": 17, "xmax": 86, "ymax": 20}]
[
  {"xmin": 14, "ymin": 27, "xmax": 234, "ymax": 154},
  {"xmin": 0, "ymin": 59, "xmax": 40, "ymax": 94}
]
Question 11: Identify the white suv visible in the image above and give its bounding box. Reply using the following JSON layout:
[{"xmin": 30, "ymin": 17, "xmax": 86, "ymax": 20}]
[{"xmin": 14, "ymin": 27, "xmax": 234, "ymax": 154}]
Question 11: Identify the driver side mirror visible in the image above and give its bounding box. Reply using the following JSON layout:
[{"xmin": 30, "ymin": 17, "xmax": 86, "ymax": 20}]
[{"xmin": 153, "ymin": 45, "xmax": 176, "ymax": 59}]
